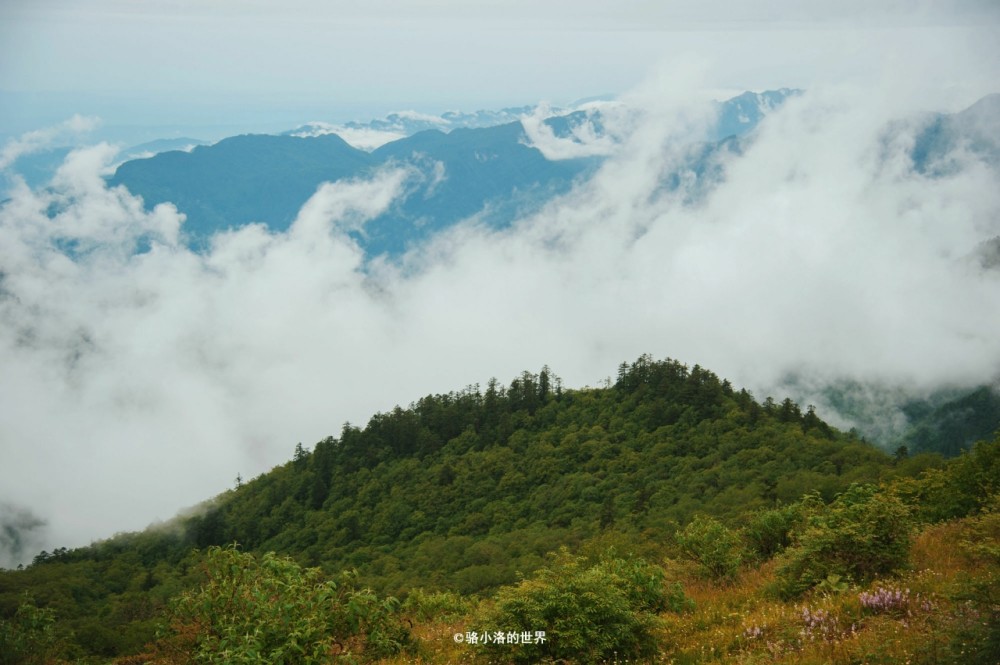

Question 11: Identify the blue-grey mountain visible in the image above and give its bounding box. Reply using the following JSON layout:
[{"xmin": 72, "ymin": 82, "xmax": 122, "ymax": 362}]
[{"xmin": 106, "ymin": 91, "xmax": 802, "ymax": 256}]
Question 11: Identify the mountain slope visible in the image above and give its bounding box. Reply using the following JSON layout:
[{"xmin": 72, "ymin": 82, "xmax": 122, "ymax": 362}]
[
  {"xmin": 711, "ymin": 88, "xmax": 800, "ymax": 140},
  {"xmin": 108, "ymin": 122, "xmax": 596, "ymax": 256},
  {"xmin": 366, "ymin": 122, "xmax": 595, "ymax": 253},
  {"xmin": 911, "ymin": 93, "xmax": 1000, "ymax": 174},
  {"xmin": 109, "ymin": 133, "xmax": 376, "ymax": 244},
  {"xmin": 97, "ymin": 356, "xmax": 896, "ymax": 597},
  {"xmin": 901, "ymin": 384, "xmax": 1000, "ymax": 457},
  {"xmin": 104, "ymin": 91, "xmax": 803, "ymax": 257},
  {"xmin": 5, "ymin": 355, "xmax": 997, "ymax": 662}
]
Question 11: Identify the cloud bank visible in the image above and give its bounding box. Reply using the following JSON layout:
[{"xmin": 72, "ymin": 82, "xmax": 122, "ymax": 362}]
[
  {"xmin": 520, "ymin": 104, "xmax": 628, "ymax": 160},
  {"xmin": 0, "ymin": 115, "xmax": 99, "ymax": 170},
  {"xmin": 1, "ymin": 73, "xmax": 999, "ymax": 564},
  {"xmin": 289, "ymin": 122, "xmax": 407, "ymax": 150}
]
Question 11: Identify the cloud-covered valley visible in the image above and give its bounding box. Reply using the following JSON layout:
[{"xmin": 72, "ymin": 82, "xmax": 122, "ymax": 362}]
[{"xmin": 1, "ymin": 76, "xmax": 999, "ymax": 566}]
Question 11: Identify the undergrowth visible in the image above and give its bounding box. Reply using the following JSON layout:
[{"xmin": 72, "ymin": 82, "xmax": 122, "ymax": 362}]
[{"xmin": 369, "ymin": 511, "xmax": 998, "ymax": 664}]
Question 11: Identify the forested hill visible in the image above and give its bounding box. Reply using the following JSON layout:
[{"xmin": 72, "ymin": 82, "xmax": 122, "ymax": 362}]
[
  {"xmin": 5, "ymin": 355, "xmax": 991, "ymax": 661},
  {"xmin": 190, "ymin": 356, "xmax": 901, "ymax": 594},
  {"xmin": 41, "ymin": 357, "xmax": 906, "ymax": 591}
]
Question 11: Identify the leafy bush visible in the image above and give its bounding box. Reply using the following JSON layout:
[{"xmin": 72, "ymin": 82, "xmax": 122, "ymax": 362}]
[
  {"xmin": 676, "ymin": 514, "xmax": 744, "ymax": 581},
  {"xmin": 742, "ymin": 504, "xmax": 801, "ymax": 562},
  {"xmin": 898, "ymin": 435, "xmax": 1000, "ymax": 522},
  {"xmin": 957, "ymin": 492, "xmax": 1000, "ymax": 564},
  {"xmin": 476, "ymin": 549, "xmax": 689, "ymax": 664},
  {"xmin": 775, "ymin": 485, "xmax": 913, "ymax": 598},
  {"xmin": 813, "ymin": 573, "xmax": 851, "ymax": 596},
  {"xmin": 157, "ymin": 546, "xmax": 409, "ymax": 663},
  {"xmin": 948, "ymin": 571, "xmax": 1000, "ymax": 665},
  {"xmin": 0, "ymin": 599, "xmax": 59, "ymax": 665},
  {"xmin": 401, "ymin": 588, "xmax": 471, "ymax": 622}
]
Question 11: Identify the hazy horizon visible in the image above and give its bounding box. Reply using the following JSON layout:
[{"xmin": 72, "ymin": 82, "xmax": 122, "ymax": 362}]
[{"xmin": 4, "ymin": 1, "xmax": 999, "ymax": 140}]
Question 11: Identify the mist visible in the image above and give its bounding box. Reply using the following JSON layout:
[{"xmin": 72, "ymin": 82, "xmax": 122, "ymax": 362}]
[
  {"xmin": 1, "ymin": 67, "xmax": 999, "ymax": 564},
  {"xmin": 0, "ymin": 503, "xmax": 47, "ymax": 569}
]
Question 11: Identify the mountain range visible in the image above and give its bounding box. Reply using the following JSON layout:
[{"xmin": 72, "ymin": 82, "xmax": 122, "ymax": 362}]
[
  {"xmin": 106, "ymin": 90, "xmax": 799, "ymax": 256},
  {"xmin": 7, "ymin": 90, "xmax": 998, "ymax": 453}
]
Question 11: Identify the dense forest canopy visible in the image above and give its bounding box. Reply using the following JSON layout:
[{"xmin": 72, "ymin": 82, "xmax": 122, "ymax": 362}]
[{"xmin": 2, "ymin": 355, "xmax": 997, "ymax": 663}]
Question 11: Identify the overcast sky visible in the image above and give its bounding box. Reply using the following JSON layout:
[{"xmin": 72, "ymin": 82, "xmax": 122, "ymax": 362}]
[
  {"xmin": 2, "ymin": 0, "xmax": 999, "ymax": 139},
  {"xmin": 1, "ymin": 1, "xmax": 1000, "ymax": 566}
]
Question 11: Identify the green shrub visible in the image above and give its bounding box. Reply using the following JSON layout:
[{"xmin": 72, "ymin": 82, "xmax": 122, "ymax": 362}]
[
  {"xmin": 0, "ymin": 599, "xmax": 59, "ymax": 665},
  {"xmin": 948, "ymin": 571, "xmax": 1000, "ymax": 665},
  {"xmin": 160, "ymin": 546, "xmax": 409, "ymax": 663},
  {"xmin": 956, "ymin": 492, "xmax": 1000, "ymax": 565},
  {"xmin": 775, "ymin": 485, "xmax": 913, "ymax": 598},
  {"xmin": 401, "ymin": 588, "xmax": 472, "ymax": 622},
  {"xmin": 676, "ymin": 514, "xmax": 744, "ymax": 582},
  {"xmin": 742, "ymin": 504, "xmax": 801, "ymax": 562},
  {"xmin": 898, "ymin": 435, "xmax": 1000, "ymax": 522},
  {"xmin": 476, "ymin": 549, "xmax": 688, "ymax": 664}
]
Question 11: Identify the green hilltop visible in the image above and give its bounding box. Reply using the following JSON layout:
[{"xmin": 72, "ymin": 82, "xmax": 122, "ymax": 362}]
[{"xmin": 2, "ymin": 355, "xmax": 998, "ymax": 663}]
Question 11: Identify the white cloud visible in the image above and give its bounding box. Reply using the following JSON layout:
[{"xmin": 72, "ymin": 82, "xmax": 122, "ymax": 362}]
[
  {"xmin": 1, "ymin": 67, "xmax": 999, "ymax": 564},
  {"xmin": 387, "ymin": 110, "xmax": 450, "ymax": 124},
  {"xmin": 291, "ymin": 167, "xmax": 416, "ymax": 238},
  {"xmin": 290, "ymin": 123, "xmax": 407, "ymax": 150},
  {"xmin": 520, "ymin": 104, "xmax": 627, "ymax": 160},
  {"xmin": 0, "ymin": 115, "xmax": 100, "ymax": 170}
]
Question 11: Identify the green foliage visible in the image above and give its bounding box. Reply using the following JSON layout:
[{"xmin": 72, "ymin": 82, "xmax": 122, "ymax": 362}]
[
  {"xmin": 775, "ymin": 485, "xmax": 913, "ymax": 598},
  {"xmin": 401, "ymin": 588, "xmax": 472, "ymax": 622},
  {"xmin": 161, "ymin": 546, "xmax": 409, "ymax": 663},
  {"xmin": 902, "ymin": 385, "xmax": 1000, "ymax": 457},
  {"xmin": 0, "ymin": 599, "xmax": 58, "ymax": 665},
  {"xmin": 957, "ymin": 493, "xmax": 1000, "ymax": 565},
  {"xmin": 742, "ymin": 504, "xmax": 801, "ymax": 562},
  {"xmin": 477, "ymin": 549, "xmax": 688, "ymax": 664},
  {"xmin": 0, "ymin": 544, "xmax": 193, "ymax": 662},
  {"xmin": 896, "ymin": 434, "xmax": 1000, "ymax": 522},
  {"xmin": 676, "ymin": 514, "xmax": 745, "ymax": 582},
  {"xmin": 813, "ymin": 573, "xmax": 850, "ymax": 596},
  {"xmin": 192, "ymin": 357, "xmax": 885, "ymax": 597},
  {"xmin": 947, "ymin": 571, "xmax": 1000, "ymax": 665},
  {"xmin": 0, "ymin": 357, "xmax": 913, "ymax": 661}
]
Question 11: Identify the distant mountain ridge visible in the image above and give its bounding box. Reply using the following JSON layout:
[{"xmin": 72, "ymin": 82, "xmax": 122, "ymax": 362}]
[
  {"xmin": 283, "ymin": 90, "xmax": 801, "ymax": 148},
  {"xmin": 801, "ymin": 377, "xmax": 1000, "ymax": 457},
  {"xmin": 109, "ymin": 122, "xmax": 597, "ymax": 256},
  {"xmin": 119, "ymin": 137, "xmax": 208, "ymax": 160},
  {"xmin": 712, "ymin": 88, "xmax": 800, "ymax": 141},
  {"xmin": 912, "ymin": 93, "xmax": 1000, "ymax": 174},
  {"xmin": 284, "ymin": 106, "xmax": 542, "ymax": 146},
  {"xmin": 106, "ymin": 90, "xmax": 802, "ymax": 256}
]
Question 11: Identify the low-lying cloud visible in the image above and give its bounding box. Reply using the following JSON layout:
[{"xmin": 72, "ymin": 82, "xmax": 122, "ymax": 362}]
[
  {"xmin": 0, "ymin": 114, "xmax": 99, "ymax": 171},
  {"xmin": 289, "ymin": 122, "xmax": 407, "ymax": 150},
  {"xmin": 0, "ymin": 503, "xmax": 47, "ymax": 569},
  {"xmin": 520, "ymin": 103, "xmax": 628, "ymax": 160},
  {"xmin": 1, "ymin": 71, "xmax": 998, "ymax": 564}
]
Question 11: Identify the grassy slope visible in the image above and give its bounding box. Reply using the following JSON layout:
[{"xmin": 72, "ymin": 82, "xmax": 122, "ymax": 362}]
[{"xmin": 371, "ymin": 512, "xmax": 999, "ymax": 664}]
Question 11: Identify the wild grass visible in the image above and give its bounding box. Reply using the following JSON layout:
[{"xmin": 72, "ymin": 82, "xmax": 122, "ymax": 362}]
[{"xmin": 370, "ymin": 512, "xmax": 998, "ymax": 664}]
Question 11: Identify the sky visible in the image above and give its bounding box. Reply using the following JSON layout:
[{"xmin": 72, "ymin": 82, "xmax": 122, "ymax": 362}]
[
  {"xmin": 1, "ymin": 1, "xmax": 1000, "ymax": 566},
  {"xmin": 2, "ymin": 1, "xmax": 999, "ymax": 140}
]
